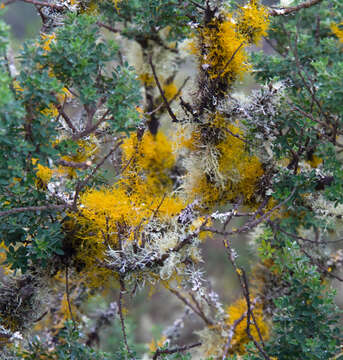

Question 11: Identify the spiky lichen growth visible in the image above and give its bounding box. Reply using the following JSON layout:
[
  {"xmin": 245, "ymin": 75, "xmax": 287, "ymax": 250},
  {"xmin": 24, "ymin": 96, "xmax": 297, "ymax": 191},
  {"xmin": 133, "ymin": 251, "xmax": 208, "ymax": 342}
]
[
  {"xmin": 189, "ymin": 0, "xmax": 269, "ymax": 96},
  {"xmin": 236, "ymin": 0, "xmax": 269, "ymax": 45},
  {"xmin": 191, "ymin": 14, "xmax": 249, "ymax": 85},
  {"xmin": 226, "ymin": 297, "xmax": 270, "ymax": 355},
  {"xmin": 121, "ymin": 130, "xmax": 176, "ymax": 196},
  {"xmin": 0, "ymin": 275, "xmax": 45, "ymax": 332},
  {"xmin": 180, "ymin": 113, "xmax": 264, "ymax": 208},
  {"xmin": 73, "ymin": 131, "xmax": 187, "ymax": 286}
]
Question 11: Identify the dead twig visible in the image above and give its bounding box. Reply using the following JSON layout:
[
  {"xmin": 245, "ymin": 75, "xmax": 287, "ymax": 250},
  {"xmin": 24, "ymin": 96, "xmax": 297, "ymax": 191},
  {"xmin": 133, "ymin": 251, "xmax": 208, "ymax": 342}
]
[
  {"xmin": 153, "ymin": 341, "xmax": 202, "ymax": 360},
  {"xmin": 65, "ymin": 265, "xmax": 76, "ymax": 329},
  {"xmin": 149, "ymin": 56, "xmax": 180, "ymax": 123},
  {"xmin": 0, "ymin": 204, "xmax": 72, "ymax": 218},
  {"xmin": 269, "ymin": 0, "xmax": 323, "ymax": 16}
]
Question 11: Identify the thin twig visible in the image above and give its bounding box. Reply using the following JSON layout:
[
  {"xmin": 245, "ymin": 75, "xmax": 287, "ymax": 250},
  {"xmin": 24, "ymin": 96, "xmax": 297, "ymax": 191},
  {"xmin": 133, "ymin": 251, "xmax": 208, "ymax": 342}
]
[
  {"xmin": 153, "ymin": 342, "xmax": 202, "ymax": 360},
  {"xmin": 218, "ymin": 43, "xmax": 244, "ymax": 78},
  {"xmin": 147, "ymin": 76, "xmax": 190, "ymax": 116},
  {"xmin": 149, "ymin": 56, "xmax": 179, "ymax": 123},
  {"xmin": 4, "ymin": 0, "xmax": 64, "ymax": 10},
  {"xmin": 118, "ymin": 278, "xmax": 131, "ymax": 355},
  {"xmin": 169, "ymin": 287, "xmax": 213, "ymax": 326},
  {"xmin": 73, "ymin": 139, "xmax": 124, "ymax": 209},
  {"xmin": 189, "ymin": 0, "xmax": 206, "ymax": 11},
  {"xmin": 0, "ymin": 204, "xmax": 71, "ymax": 217},
  {"xmin": 96, "ymin": 21, "xmax": 120, "ymax": 33},
  {"xmin": 204, "ymin": 189, "xmax": 296, "ymax": 237},
  {"xmin": 65, "ymin": 265, "xmax": 76, "ymax": 328},
  {"xmin": 73, "ymin": 109, "xmax": 111, "ymax": 140},
  {"xmin": 269, "ymin": 0, "xmax": 323, "ymax": 16},
  {"xmin": 222, "ymin": 298, "xmax": 258, "ymax": 360},
  {"xmin": 242, "ymin": 272, "xmax": 271, "ymax": 360},
  {"xmin": 56, "ymin": 159, "xmax": 91, "ymax": 170},
  {"xmin": 57, "ymin": 104, "xmax": 77, "ymax": 134}
]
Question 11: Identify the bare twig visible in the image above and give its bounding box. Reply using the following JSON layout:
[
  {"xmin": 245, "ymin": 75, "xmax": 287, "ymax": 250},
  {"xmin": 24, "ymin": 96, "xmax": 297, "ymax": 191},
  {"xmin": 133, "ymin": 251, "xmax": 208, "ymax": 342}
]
[
  {"xmin": 73, "ymin": 109, "xmax": 111, "ymax": 140},
  {"xmin": 153, "ymin": 341, "xmax": 202, "ymax": 360},
  {"xmin": 204, "ymin": 189, "xmax": 296, "ymax": 237},
  {"xmin": 148, "ymin": 76, "xmax": 191, "ymax": 116},
  {"xmin": 56, "ymin": 159, "xmax": 91, "ymax": 170},
  {"xmin": 269, "ymin": 0, "xmax": 323, "ymax": 16},
  {"xmin": 73, "ymin": 139, "xmax": 124, "ymax": 209},
  {"xmin": 4, "ymin": 0, "xmax": 64, "ymax": 10},
  {"xmin": 118, "ymin": 278, "xmax": 131, "ymax": 355},
  {"xmin": 241, "ymin": 272, "xmax": 271, "ymax": 360},
  {"xmin": 168, "ymin": 287, "xmax": 214, "ymax": 326},
  {"xmin": 65, "ymin": 265, "xmax": 76, "ymax": 328},
  {"xmin": 0, "ymin": 204, "xmax": 72, "ymax": 218},
  {"xmin": 57, "ymin": 104, "xmax": 77, "ymax": 134},
  {"xmin": 222, "ymin": 298, "xmax": 258, "ymax": 360},
  {"xmin": 96, "ymin": 21, "xmax": 120, "ymax": 33},
  {"xmin": 218, "ymin": 42, "xmax": 244, "ymax": 78},
  {"xmin": 189, "ymin": 0, "xmax": 206, "ymax": 11},
  {"xmin": 149, "ymin": 56, "xmax": 179, "ymax": 123}
]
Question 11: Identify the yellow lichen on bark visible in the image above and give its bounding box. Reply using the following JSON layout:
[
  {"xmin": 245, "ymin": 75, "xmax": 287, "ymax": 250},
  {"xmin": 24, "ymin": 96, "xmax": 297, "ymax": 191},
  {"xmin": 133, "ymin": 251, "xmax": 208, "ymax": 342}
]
[
  {"xmin": 331, "ymin": 22, "xmax": 343, "ymax": 43},
  {"xmin": 226, "ymin": 297, "xmax": 269, "ymax": 355}
]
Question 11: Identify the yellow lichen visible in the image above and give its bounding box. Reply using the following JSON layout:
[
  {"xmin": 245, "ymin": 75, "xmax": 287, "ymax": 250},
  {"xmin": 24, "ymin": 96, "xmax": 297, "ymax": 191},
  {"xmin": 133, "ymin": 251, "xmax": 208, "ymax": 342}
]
[
  {"xmin": 122, "ymin": 131, "xmax": 176, "ymax": 196},
  {"xmin": 73, "ymin": 131, "xmax": 185, "ymax": 287},
  {"xmin": 41, "ymin": 33, "xmax": 56, "ymax": 53},
  {"xmin": 162, "ymin": 82, "xmax": 178, "ymax": 101},
  {"xmin": 34, "ymin": 162, "xmax": 53, "ymax": 186},
  {"xmin": 138, "ymin": 72, "xmax": 155, "ymax": 86},
  {"xmin": 226, "ymin": 297, "xmax": 269, "ymax": 355},
  {"xmin": 306, "ymin": 155, "xmax": 323, "ymax": 168},
  {"xmin": 182, "ymin": 114, "xmax": 263, "ymax": 208},
  {"xmin": 331, "ymin": 22, "xmax": 343, "ymax": 43},
  {"xmin": 236, "ymin": 0, "xmax": 269, "ymax": 45},
  {"xmin": 197, "ymin": 15, "xmax": 250, "ymax": 82},
  {"xmin": 149, "ymin": 335, "xmax": 167, "ymax": 352}
]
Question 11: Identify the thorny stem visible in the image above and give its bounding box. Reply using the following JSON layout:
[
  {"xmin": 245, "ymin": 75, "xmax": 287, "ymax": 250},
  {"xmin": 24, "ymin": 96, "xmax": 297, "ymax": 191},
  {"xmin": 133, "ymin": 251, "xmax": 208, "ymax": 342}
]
[{"xmin": 153, "ymin": 341, "xmax": 202, "ymax": 360}]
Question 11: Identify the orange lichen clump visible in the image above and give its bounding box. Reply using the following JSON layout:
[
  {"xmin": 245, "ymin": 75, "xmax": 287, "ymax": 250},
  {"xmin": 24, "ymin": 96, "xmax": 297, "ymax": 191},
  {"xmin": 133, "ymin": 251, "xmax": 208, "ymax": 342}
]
[{"xmin": 226, "ymin": 297, "xmax": 269, "ymax": 355}]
